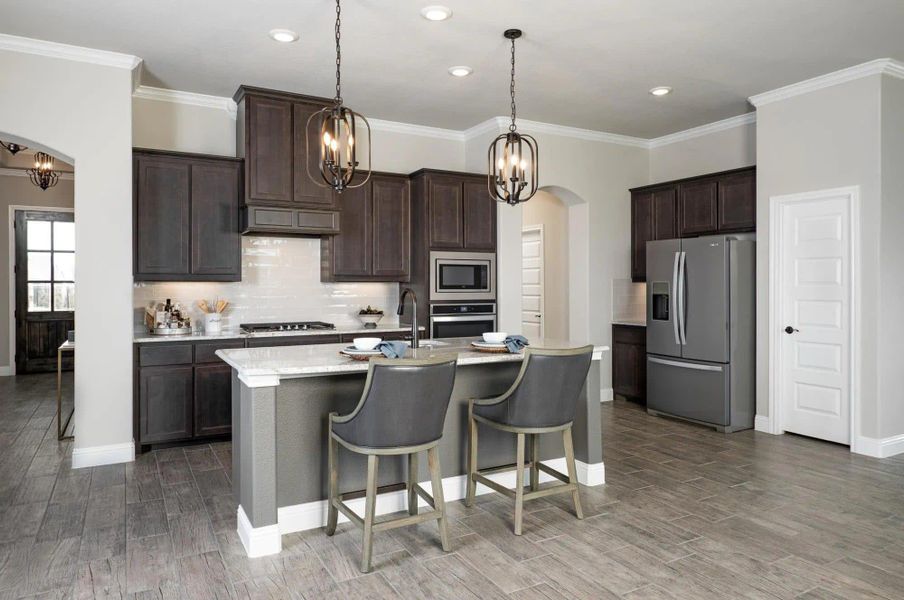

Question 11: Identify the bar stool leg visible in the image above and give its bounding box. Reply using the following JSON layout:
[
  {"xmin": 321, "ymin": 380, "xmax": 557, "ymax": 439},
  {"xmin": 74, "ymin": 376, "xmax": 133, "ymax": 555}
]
[
  {"xmin": 407, "ymin": 452, "xmax": 419, "ymax": 516},
  {"xmin": 326, "ymin": 432, "xmax": 339, "ymax": 536},
  {"xmin": 465, "ymin": 405, "xmax": 478, "ymax": 507},
  {"xmin": 563, "ymin": 427, "xmax": 584, "ymax": 520},
  {"xmin": 427, "ymin": 446, "xmax": 451, "ymax": 552},
  {"xmin": 514, "ymin": 433, "xmax": 525, "ymax": 535},
  {"xmin": 529, "ymin": 433, "xmax": 539, "ymax": 492},
  {"xmin": 361, "ymin": 454, "xmax": 379, "ymax": 573}
]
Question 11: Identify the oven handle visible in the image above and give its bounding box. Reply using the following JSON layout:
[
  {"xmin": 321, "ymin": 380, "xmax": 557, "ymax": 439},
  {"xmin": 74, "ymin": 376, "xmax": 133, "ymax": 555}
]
[{"xmin": 430, "ymin": 315, "xmax": 497, "ymax": 322}]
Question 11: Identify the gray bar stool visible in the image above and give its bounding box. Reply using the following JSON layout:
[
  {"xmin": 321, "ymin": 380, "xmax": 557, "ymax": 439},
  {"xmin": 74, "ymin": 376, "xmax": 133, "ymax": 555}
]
[
  {"xmin": 465, "ymin": 346, "xmax": 594, "ymax": 535},
  {"xmin": 327, "ymin": 356, "xmax": 457, "ymax": 573}
]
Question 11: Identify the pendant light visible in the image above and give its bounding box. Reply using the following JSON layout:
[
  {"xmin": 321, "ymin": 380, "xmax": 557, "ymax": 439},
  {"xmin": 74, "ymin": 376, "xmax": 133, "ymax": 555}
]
[
  {"xmin": 27, "ymin": 152, "xmax": 60, "ymax": 191},
  {"xmin": 488, "ymin": 29, "xmax": 538, "ymax": 206},
  {"xmin": 306, "ymin": 0, "xmax": 371, "ymax": 192}
]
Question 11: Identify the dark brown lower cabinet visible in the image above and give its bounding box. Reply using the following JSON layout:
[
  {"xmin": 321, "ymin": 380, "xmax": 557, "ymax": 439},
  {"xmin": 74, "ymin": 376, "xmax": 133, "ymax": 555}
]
[
  {"xmin": 193, "ymin": 364, "xmax": 233, "ymax": 437},
  {"xmin": 612, "ymin": 324, "xmax": 647, "ymax": 402},
  {"xmin": 138, "ymin": 365, "xmax": 194, "ymax": 444}
]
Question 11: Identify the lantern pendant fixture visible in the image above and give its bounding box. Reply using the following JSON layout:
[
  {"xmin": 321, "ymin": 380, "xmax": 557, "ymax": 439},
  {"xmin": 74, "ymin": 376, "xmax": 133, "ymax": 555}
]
[
  {"xmin": 306, "ymin": 0, "xmax": 372, "ymax": 193},
  {"xmin": 488, "ymin": 29, "xmax": 538, "ymax": 206},
  {"xmin": 27, "ymin": 152, "xmax": 60, "ymax": 191}
]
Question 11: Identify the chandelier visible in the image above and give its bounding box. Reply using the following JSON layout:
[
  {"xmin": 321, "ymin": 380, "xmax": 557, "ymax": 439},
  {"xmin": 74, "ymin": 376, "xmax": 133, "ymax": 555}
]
[
  {"xmin": 306, "ymin": 0, "xmax": 372, "ymax": 192},
  {"xmin": 0, "ymin": 140, "xmax": 28, "ymax": 155},
  {"xmin": 488, "ymin": 29, "xmax": 538, "ymax": 206},
  {"xmin": 28, "ymin": 152, "xmax": 60, "ymax": 191}
]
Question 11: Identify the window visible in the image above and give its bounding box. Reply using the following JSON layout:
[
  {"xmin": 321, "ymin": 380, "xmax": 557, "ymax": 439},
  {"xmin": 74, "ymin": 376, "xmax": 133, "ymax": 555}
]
[{"xmin": 24, "ymin": 216, "xmax": 74, "ymax": 312}]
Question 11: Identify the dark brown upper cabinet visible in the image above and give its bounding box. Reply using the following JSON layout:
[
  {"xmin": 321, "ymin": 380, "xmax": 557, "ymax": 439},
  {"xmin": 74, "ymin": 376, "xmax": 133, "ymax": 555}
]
[
  {"xmin": 321, "ymin": 173, "xmax": 411, "ymax": 282},
  {"xmin": 679, "ymin": 178, "xmax": 719, "ymax": 237},
  {"xmin": 630, "ymin": 166, "xmax": 755, "ymax": 282},
  {"xmin": 134, "ymin": 149, "xmax": 242, "ymax": 282},
  {"xmin": 630, "ymin": 186, "xmax": 677, "ymax": 282},
  {"xmin": 235, "ymin": 86, "xmax": 340, "ymax": 235},
  {"xmin": 411, "ymin": 169, "xmax": 496, "ymax": 252}
]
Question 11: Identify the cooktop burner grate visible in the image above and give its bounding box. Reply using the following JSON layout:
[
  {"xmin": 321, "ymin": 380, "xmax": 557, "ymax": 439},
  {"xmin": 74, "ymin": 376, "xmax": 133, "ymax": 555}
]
[{"xmin": 240, "ymin": 321, "xmax": 336, "ymax": 333}]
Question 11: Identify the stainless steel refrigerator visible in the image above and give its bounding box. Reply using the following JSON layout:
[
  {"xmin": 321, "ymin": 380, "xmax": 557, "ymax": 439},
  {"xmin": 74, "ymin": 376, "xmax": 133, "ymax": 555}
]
[{"xmin": 646, "ymin": 234, "xmax": 755, "ymax": 432}]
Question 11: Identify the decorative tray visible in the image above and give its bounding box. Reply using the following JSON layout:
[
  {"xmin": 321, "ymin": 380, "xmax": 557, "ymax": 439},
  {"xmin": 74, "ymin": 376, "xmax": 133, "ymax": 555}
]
[
  {"xmin": 339, "ymin": 346, "xmax": 383, "ymax": 361},
  {"xmin": 470, "ymin": 341, "xmax": 512, "ymax": 354}
]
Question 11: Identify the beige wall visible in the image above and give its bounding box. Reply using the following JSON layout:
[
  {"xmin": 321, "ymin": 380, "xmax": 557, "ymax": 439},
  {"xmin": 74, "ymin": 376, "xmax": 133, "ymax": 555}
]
[
  {"xmin": 649, "ymin": 121, "xmax": 756, "ymax": 182},
  {"xmin": 0, "ymin": 173, "xmax": 74, "ymax": 370},
  {"xmin": 133, "ymin": 97, "xmax": 235, "ymax": 156},
  {"xmin": 879, "ymin": 75, "xmax": 904, "ymax": 439},
  {"xmin": 0, "ymin": 49, "xmax": 135, "ymax": 459},
  {"xmin": 756, "ymin": 75, "xmax": 883, "ymax": 441},
  {"xmin": 523, "ymin": 191, "xmax": 569, "ymax": 340}
]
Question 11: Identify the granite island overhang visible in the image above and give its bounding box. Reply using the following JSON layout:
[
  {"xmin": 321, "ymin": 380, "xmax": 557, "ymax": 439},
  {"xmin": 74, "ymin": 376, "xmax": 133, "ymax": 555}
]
[{"xmin": 217, "ymin": 337, "xmax": 610, "ymax": 557}]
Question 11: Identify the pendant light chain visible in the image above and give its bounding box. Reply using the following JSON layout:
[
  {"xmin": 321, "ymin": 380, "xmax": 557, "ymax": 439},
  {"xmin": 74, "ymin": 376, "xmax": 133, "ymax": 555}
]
[
  {"xmin": 334, "ymin": 0, "xmax": 342, "ymax": 106},
  {"xmin": 509, "ymin": 36, "xmax": 517, "ymax": 132}
]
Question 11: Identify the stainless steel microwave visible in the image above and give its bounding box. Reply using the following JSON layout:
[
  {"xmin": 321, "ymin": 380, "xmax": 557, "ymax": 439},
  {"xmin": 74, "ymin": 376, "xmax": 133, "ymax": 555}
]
[{"xmin": 429, "ymin": 251, "xmax": 496, "ymax": 301}]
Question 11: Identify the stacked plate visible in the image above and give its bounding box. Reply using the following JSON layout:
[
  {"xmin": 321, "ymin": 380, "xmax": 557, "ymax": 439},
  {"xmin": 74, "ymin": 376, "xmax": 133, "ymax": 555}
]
[
  {"xmin": 470, "ymin": 341, "xmax": 511, "ymax": 353},
  {"xmin": 339, "ymin": 346, "xmax": 383, "ymax": 361}
]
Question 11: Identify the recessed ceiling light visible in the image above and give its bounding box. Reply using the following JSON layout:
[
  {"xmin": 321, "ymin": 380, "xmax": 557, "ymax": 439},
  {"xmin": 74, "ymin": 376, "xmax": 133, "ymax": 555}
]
[
  {"xmin": 448, "ymin": 66, "xmax": 473, "ymax": 77},
  {"xmin": 421, "ymin": 5, "xmax": 452, "ymax": 21},
  {"xmin": 269, "ymin": 28, "xmax": 299, "ymax": 43},
  {"xmin": 649, "ymin": 86, "xmax": 672, "ymax": 97}
]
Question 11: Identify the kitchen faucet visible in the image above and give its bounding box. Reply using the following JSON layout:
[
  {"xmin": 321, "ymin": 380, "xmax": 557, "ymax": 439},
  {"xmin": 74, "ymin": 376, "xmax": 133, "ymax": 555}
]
[{"xmin": 397, "ymin": 288, "xmax": 419, "ymax": 349}]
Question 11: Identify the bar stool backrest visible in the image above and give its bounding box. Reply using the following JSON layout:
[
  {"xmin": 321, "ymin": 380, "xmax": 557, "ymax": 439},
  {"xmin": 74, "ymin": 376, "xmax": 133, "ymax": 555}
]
[
  {"xmin": 493, "ymin": 346, "xmax": 594, "ymax": 429},
  {"xmin": 332, "ymin": 356, "xmax": 458, "ymax": 449}
]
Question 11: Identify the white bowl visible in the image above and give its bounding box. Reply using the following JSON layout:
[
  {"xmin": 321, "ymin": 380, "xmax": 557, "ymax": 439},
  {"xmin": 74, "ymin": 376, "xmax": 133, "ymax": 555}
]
[
  {"xmin": 353, "ymin": 337, "xmax": 382, "ymax": 351},
  {"xmin": 482, "ymin": 332, "xmax": 508, "ymax": 344}
]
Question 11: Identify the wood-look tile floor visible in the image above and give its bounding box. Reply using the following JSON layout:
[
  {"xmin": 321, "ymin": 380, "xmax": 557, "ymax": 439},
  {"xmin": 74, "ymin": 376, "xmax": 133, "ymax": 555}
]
[{"xmin": 2, "ymin": 374, "xmax": 904, "ymax": 599}]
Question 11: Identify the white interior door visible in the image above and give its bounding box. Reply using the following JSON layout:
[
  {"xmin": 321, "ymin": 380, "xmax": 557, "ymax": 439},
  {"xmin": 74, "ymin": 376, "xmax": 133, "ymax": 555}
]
[
  {"xmin": 521, "ymin": 227, "xmax": 544, "ymax": 339},
  {"xmin": 780, "ymin": 193, "xmax": 851, "ymax": 444}
]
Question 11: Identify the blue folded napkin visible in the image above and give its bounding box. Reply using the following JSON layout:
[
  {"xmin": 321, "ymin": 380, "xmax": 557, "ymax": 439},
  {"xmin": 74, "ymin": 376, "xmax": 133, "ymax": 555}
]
[
  {"xmin": 505, "ymin": 335, "xmax": 529, "ymax": 353},
  {"xmin": 376, "ymin": 340, "xmax": 408, "ymax": 359}
]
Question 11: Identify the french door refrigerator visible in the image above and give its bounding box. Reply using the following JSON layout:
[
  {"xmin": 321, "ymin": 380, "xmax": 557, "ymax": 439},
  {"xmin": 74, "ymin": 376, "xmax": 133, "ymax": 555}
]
[{"xmin": 646, "ymin": 234, "xmax": 755, "ymax": 432}]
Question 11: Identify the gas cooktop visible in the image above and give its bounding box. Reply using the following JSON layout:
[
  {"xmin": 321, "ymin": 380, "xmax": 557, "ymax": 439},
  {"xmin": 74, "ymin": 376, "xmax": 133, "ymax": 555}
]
[{"xmin": 240, "ymin": 321, "xmax": 336, "ymax": 333}]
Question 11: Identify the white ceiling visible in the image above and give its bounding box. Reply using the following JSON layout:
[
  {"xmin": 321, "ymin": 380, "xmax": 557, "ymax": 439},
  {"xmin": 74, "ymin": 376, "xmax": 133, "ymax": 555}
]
[{"xmin": 2, "ymin": 0, "xmax": 903, "ymax": 137}]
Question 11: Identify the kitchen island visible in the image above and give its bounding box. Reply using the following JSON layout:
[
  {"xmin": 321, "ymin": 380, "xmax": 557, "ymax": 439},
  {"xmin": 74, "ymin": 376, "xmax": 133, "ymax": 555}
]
[{"xmin": 217, "ymin": 337, "xmax": 609, "ymax": 557}]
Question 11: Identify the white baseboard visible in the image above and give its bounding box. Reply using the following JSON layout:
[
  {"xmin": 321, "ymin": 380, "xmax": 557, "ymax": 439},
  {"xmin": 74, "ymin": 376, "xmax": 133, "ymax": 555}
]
[
  {"xmin": 852, "ymin": 434, "xmax": 904, "ymax": 458},
  {"xmin": 600, "ymin": 388, "xmax": 614, "ymax": 402},
  {"xmin": 275, "ymin": 457, "xmax": 606, "ymax": 538},
  {"xmin": 0, "ymin": 365, "xmax": 12, "ymax": 377},
  {"xmin": 71, "ymin": 441, "xmax": 135, "ymax": 469},
  {"xmin": 754, "ymin": 415, "xmax": 773, "ymax": 434},
  {"xmin": 237, "ymin": 505, "xmax": 282, "ymax": 557}
]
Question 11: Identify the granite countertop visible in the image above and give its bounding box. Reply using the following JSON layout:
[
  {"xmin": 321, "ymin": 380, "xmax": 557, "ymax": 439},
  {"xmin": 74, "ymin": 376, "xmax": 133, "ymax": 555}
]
[
  {"xmin": 216, "ymin": 337, "xmax": 610, "ymax": 383},
  {"xmin": 133, "ymin": 324, "xmax": 424, "ymax": 344},
  {"xmin": 612, "ymin": 320, "xmax": 646, "ymax": 327}
]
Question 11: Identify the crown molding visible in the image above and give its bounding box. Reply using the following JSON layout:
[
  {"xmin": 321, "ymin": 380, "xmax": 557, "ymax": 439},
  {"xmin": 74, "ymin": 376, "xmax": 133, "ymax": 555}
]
[
  {"xmin": 648, "ymin": 112, "xmax": 756, "ymax": 148},
  {"xmin": 749, "ymin": 58, "xmax": 904, "ymax": 107},
  {"xmin": 0, "ymin": 167, "xmax": 74, "ymax": 180},
  {"xmin": 462, "ymin": 116, "xmax": 649, "ymax": 148},
  {"xmin": 133, "ymin": 85, "xmax": 237, "ymax": 118},
  {"xmin": 0, "ymin": 34, "xmax": 141, "ymax": 70},
  {"xmin": 368, "ymin": 118, "xmax": 463, "ymax": 141}
]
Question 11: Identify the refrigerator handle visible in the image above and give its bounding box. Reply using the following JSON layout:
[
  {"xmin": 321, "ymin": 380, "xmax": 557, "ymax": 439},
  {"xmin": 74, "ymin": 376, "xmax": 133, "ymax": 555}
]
[
  {"xmin": 672, "ymin": 251, "xmax": 681, "ymax": 345},
  {"xmin": 678, "ymin": 251, "xmax": 687, "ymax": 345}
]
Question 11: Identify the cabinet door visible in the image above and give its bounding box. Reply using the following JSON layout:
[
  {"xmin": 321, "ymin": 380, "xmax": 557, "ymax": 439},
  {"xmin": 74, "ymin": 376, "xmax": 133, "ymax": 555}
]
[
  {"xmin": 134, "ymin": 155, "xmax": 191, "ymax": 277},
  {"xmin": 138, "ymin": 365, "xmax": 193, "ymax": 443},
  {"xmin": 652, "ymin": 188, "xmax": 678, "ymax": 240},
  {"xmin": 293, "ymin": 102, "xmax": 337, "ymax": 209},
  {"xmin": 330, "ymin": 183, "xmax": 372, "ymax": 278},
  {"xmin": 679, "ymin": 179, "xmax": 719, "ymax": 236},
  {"xmin": 631, "ymin": 191, "xmax": 653, "ymax": 282},
  {"xmin": 613, "ymin": 340, "xmax": 641, "ymax": 398},
  {"xmin": 718, "ymin": 170, "xmax": 756, "ymax": 232},
  {"xmin": 194, "ymin": 364, "xmax": 233, "ymax": 437},
  {"xmin": 463, "ymin": 179, "xmax": 496, "ymax": 250},
  {"xmin": 247, "ymin": 96, "xmax": 293, "ymax": 203},
  {"xmin": 428, "ymin": 177, "xmax": 464, "ymax": 249},
  {"xmin": 372, "ymin": 175, "xmax": 411, "ymax": 279},
  {"xmin": 191, "ymin": 161, "xmax": 241, "ymax": 279}
]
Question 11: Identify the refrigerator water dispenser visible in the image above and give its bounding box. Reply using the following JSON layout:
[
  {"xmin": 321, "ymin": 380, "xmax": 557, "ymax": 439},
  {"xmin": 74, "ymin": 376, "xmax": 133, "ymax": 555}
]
[{"xmin": 650, "ymin": 282, "xmax": 670, "ymax": 321}]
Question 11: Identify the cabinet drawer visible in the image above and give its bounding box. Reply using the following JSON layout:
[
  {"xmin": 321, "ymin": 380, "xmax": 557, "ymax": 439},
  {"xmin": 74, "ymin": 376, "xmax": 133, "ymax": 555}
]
[
  {"xmin": 138, "ymin": 343, "xmax": 193, "ymax": 367},
  {"xmin": 194, "ymin": 340, "xmax": 244, "ymax": 364},
  {"xmin": 339, "ymin": 330, "xmax": 410, "ymax": 343},
  {"xmin": 613, "ymin": 324, "xmax": 646, "ymax": 345},
  {"xmin": 246, "ymin": 334, "xmax": 341, "ymax": 348}
]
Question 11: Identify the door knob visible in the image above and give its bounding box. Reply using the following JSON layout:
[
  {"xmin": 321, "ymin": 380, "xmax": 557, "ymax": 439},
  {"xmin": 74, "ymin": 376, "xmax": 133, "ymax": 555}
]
[{"xmin": 784, "ymin": 326, "xmax": 799, "ymax": 334}]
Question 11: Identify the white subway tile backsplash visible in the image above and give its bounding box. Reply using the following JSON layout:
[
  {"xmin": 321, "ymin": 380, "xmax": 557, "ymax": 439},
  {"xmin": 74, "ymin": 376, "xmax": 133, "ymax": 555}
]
[
  {"xmin": 133, "ymin": 236, "xmax": 400, "ymax": 330},
  {"xmin": 611, "ymin": 278, "xmax": 646, "ymax": 323}
]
